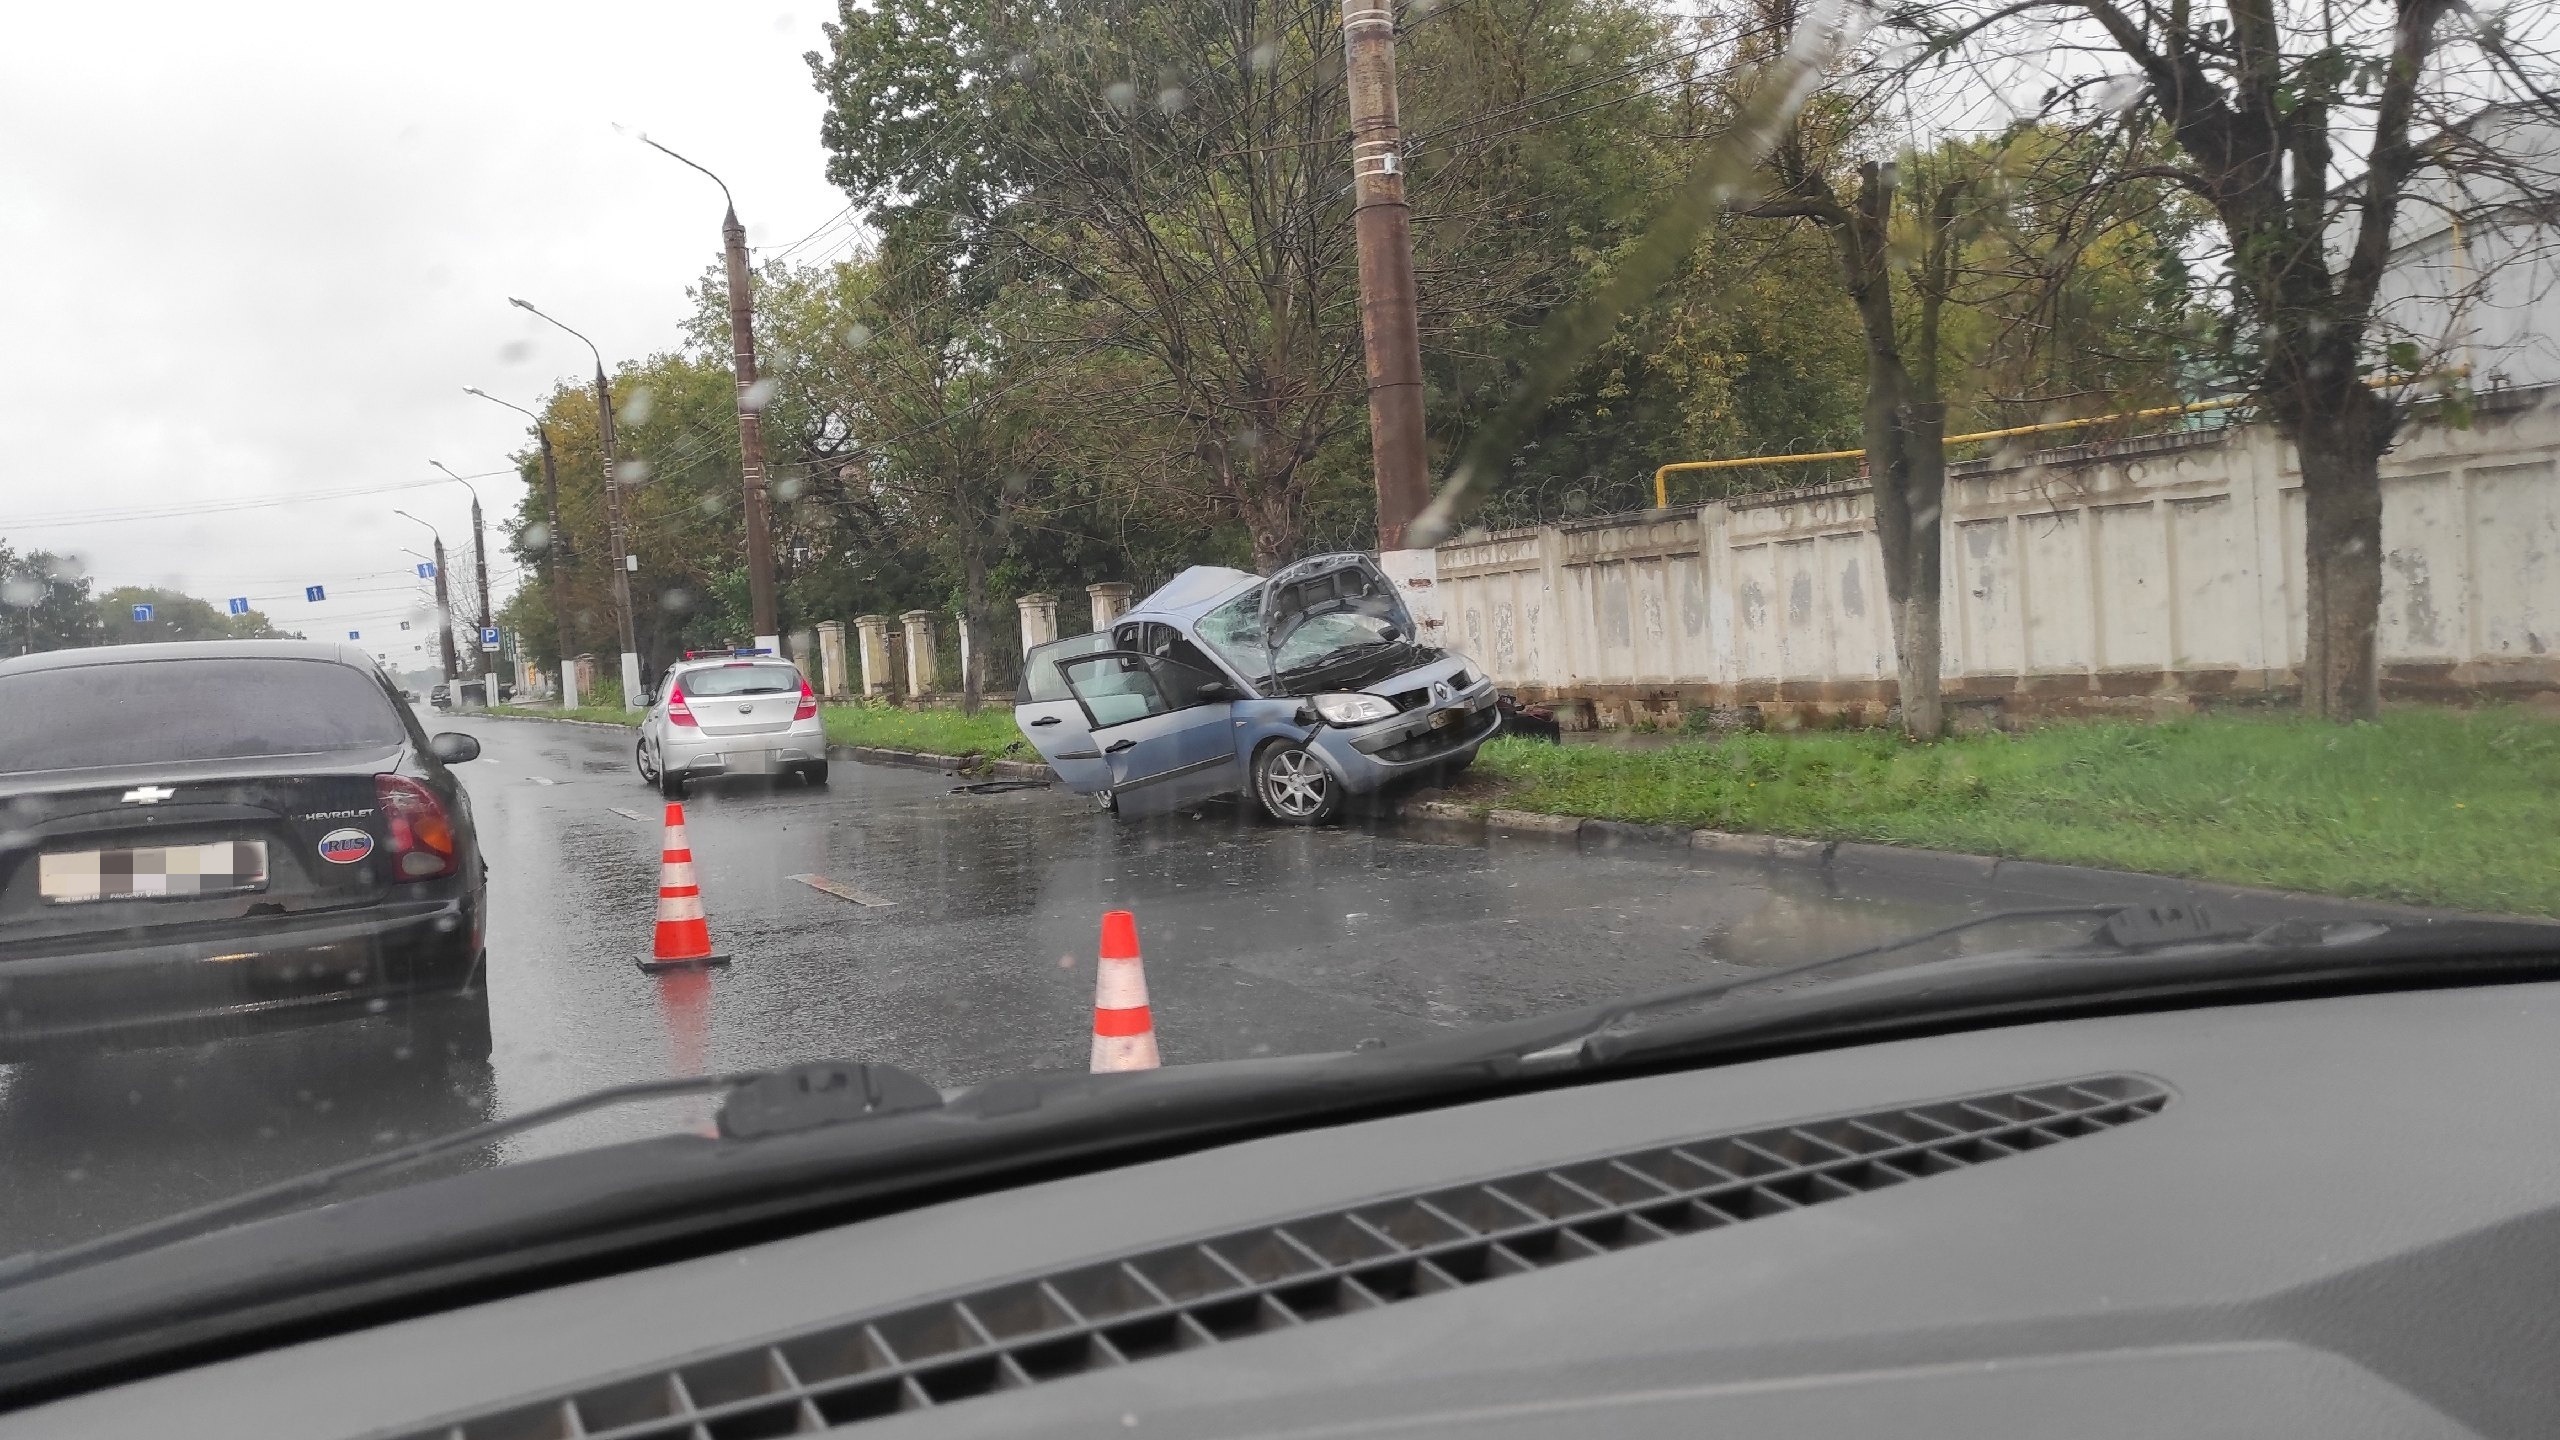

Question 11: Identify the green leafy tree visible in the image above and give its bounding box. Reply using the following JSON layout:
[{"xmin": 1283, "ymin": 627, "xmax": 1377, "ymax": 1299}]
[
  {"xmin": 93, "ymin": 586, "xmax": 295, "ymax": 644},
  {"xmin": 0, "ymin": 542, "xmax": 102, "ymax": 655}
]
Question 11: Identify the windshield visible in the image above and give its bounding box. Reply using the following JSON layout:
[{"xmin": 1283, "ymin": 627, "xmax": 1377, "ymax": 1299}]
[
  {"xmin": 0, "ymin": 658, "xmax": 406, "ymax": 773},
  {"xmin": 6, "ymin": 0, "xmax": 2560, "ymax": 1367},
  {"xmin": 675, "ymin": 663, "xmax": 800, "ymax": 697}
]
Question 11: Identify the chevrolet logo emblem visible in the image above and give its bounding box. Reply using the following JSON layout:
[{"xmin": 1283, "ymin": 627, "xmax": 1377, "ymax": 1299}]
[{"xmin": 121, "ymin": 786, "xmax": 176, "ymax": 804}]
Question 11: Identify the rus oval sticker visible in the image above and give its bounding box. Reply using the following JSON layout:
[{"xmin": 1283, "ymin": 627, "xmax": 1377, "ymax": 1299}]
[{"xmin": 317, "ymin": 827, "xmax": 375, "ymax": 864}]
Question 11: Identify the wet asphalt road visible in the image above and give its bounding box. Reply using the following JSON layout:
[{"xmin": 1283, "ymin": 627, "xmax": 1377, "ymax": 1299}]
[{"xmin": 0, "ymin": 711, "xmax": 2399, "ymax": 1258}]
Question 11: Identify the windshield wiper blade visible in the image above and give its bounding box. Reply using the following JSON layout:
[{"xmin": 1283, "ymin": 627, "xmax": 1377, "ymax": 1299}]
[
  {"xmin": 0, "ymin": 1062, "xmax": 941, "ymax": 1289},
  {"xmin": 1485, "ymin": 905, "xmax": 2223, "ymax": 1073}
]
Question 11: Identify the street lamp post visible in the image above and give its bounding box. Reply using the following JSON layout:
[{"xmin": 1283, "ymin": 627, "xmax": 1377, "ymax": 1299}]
[
  {"xmin": 431, "ymin": 461, "xmax": 498, "ymax": 713},
  {"xmin": 635, "ymin": 135, "xmax": 780, "ymax": 654},
  {"xmin": 465, "ymin": 387, "xmax": 580, "ymax": 710},
  {"xmin": 509, "ymin": 298, "xmax": 643, "ymax": 709},
  {"xmin": 394, "ymin": 510, "xmax": 459, "ymax": 684}
]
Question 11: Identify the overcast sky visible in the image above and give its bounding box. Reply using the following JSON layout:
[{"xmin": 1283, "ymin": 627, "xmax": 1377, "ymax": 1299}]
[{"xmin": 1, "ymin": 0, "xmax": 852, "ymax": 665}]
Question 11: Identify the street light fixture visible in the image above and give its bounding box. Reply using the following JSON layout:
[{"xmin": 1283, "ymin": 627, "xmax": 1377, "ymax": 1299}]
[
  {"xmin": 393, "ymin": 510, "xmax": 459, "ymax": 684},
  {"xmin": 510, "ymin": 296, "xmax": 643, "ymax": 709},
  {"xmin": 466, "ymin": 386, "xmax": 580, "ymax": 710},
  {"xmin": 632, "ymin": 132, "xmax": 781, "ymax": 655}
]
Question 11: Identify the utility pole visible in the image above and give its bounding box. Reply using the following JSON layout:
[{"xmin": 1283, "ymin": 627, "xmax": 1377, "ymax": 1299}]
[
  {"xmin": 637, "ymin": 136, "xmax": 781, "ymax": 653},
  {"xmin": 1341, "ymin": 0, "xmax": 1431, "ymax": 551},
  {"xmin": 512, "ymin": 298, "xmax": 644, "ymax": 709},
  {"xmin": 432, "ymin": 461, "xmax": 499, "ymax": 711},
  {"xmin": 399, "ymin": 513, "xmax": 460, "ymax": 683},
  {"xmin": 464, "ymin": 387, "xmax": 579, "ymax": 709}
]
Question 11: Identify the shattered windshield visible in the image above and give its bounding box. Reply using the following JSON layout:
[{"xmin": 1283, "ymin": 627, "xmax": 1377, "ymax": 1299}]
[{"xmin": 1, "ymin": 0, "xmax": 2556, "ymax": 1330}]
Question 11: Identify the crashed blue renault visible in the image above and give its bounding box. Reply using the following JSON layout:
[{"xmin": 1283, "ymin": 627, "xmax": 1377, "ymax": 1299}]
[{"xmin": 1015, "ymin": 554, "xmax": 1498, "ymax": 822}]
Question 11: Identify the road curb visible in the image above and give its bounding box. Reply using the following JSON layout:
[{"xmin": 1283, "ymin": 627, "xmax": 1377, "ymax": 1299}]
[
  {"xmin": 482, "ymin": 712, "xmax": 637, "ymax": 731},
  {"xmin": 1384, "ymin": 793, "xmax": 2534, "ymax": 924}
]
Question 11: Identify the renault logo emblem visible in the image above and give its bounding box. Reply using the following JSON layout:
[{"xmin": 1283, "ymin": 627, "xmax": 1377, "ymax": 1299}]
[
  {"xmin": 121, "ymin": 786, "xmax": 176, "ymax": 804},
  {"xmin": 1431, "ymin": 681, "xmax": 1453, "ymax": 705}
]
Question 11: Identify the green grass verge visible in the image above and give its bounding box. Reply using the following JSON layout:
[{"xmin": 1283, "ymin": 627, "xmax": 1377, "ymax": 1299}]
[
  {"xmin": 819, "ymin": 702, "xmax": 1034, "ymax": 761},
  {"xmin": 1462, "ymin": 707, "xmax": 2560, "ymax": 917},
  {"xmin": 492, "ymin": 705, "xmax": 639, "ymax": 727}
]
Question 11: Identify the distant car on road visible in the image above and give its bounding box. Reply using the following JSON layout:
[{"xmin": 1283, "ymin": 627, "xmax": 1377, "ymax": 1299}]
[
  {"xmin": 0, "ymin": 640, "xmax": 491, "ymax": 1062},
  {"xmin": 429, "ymin": 683, "xmax": 452, "ymax": 710},
  {"xmin": 635, "ymin": 651, "xmax": 827, "ymax": 799},
  {"xmin": 1016, "ymin": 554, "xmax": 1496, "ymax": 823}
]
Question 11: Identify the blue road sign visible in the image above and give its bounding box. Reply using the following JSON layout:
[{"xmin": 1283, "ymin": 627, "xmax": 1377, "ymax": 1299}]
[
  {"xmin": 226, "ymin": 597, "xmax": 250, "ymax": 616},
  {"xmin": 131, "ymin": 603, "xmax": 154, "ymax": 623},
  {"xmin": 348, "ymin": 630, "xmax": 361, "ymax": 640},
  {"xmin": 480, "ymin": 626, "xmax": 502, "ymax": 651},
  {"xmin": 415, "ymin": 562, "xmax": 436, "ymax": 579},
  {"xmin": 305, "ymin": 585, "xmax": 326, "ymax": 603}
]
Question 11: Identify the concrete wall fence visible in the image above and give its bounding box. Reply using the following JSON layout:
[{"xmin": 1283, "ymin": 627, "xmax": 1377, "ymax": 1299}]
[{"xmin": 1429, "ymin": 387, "xmax": 2560, "ymax": 728}]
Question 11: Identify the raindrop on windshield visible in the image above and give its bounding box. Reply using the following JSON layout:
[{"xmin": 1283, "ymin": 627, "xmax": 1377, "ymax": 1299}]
[
  {"xmin": 623, "ymin": 386, "xmax": 657, "ymax": 425},
  {"xmin": 844, "ymin": 322, "xmax": 874, "ymax": 349},
  {"xmin": 1157, "ymin": 87, "xmax": 1187, "ymax": 115},
  {"xmin": 772, "ymin": 475, "xmax": 804, "ymax": 501},
  {"xmin": 497, "ymin": 340, "xmax": 531, "ymax": 364},
  {"xmin": 1248, "ymin": 42, "xmax": 1278, "ymax": 70},
  {"xmin": 1104, "ymin": 81, "xmax": 1136, "ymax": 112},
  {"xmin": 742, "ymin": 378, "xmax": 776, "ymax": 411},
  {"xmin": 1565, "ymin": 43, "xmax": 1592, "ymax": 64},
  {"xmin": 617, "ymin": 457, "xmax": 653, "ymax": 485},
  {"xmin": 0, "ymin": 578, "xmax": 40, "ymax": 608},
  {"xmin": 697, "ymin": 493, "xmax": 724, "ymax": 515},
  {"xmin": 520, "ymin": 521, "xmax": 552, "ymax": 553},
  {"xmin": 660, "ymin": 588, "xmax": 693, "ymax": 614}
]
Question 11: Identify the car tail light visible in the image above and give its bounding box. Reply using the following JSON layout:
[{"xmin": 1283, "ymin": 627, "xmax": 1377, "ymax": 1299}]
[
  {"xmin": 376, "ymin": 775, "xmax": 459, "ymax": 880},
  {"xmin": 668, "ymin": 684, "xmax": 697, "ymax": 728},
  {"xmin": 794, "ymin": 676, "xmax": 819, "ymax": 721}
]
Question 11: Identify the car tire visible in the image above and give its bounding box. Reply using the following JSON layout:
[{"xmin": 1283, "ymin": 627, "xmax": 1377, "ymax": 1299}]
[
  {"xmin": 802, "ymin": 761, "xmax": 830, "ymax": 786},
  {"xmin": 658, "ymin": 767, "xmax": 688, "ymax": 800},
  {"xmin": 635, "ymin": 737, "xmax": 658, "ymax": 785},
  {"xmin": 1253, "ymin": 741, "xmax": 1341, "ymax": 825}
]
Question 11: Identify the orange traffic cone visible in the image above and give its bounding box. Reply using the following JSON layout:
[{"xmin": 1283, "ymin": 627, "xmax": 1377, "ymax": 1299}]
[
  {"xmin": 1088, "ymin": 909, "xmax": 1161, "ymax": 1073},
  {"xmin": 639, "ymin": 802, "xmax": 731, "ymax": 973}
]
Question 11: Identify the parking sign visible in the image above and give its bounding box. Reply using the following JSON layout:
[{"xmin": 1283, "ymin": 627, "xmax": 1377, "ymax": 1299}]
[{"xmin": 480, "ymin": 626, "xmax": 502, "ymax": 652}]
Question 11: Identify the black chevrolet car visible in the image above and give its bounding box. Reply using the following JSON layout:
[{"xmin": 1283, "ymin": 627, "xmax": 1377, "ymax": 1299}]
[{"xmin": 0, "ymin": 641, "xmax": 489, "ymax": 1062}]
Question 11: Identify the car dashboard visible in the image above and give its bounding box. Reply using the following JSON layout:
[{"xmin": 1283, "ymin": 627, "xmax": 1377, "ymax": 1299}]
[{"xmin": 10, "ymin": 978, "xmax": 2559, "ymax": 1439}]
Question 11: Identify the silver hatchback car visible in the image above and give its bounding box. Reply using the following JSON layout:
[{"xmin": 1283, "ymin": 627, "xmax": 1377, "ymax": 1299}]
[
  {"xmin": 1016, "ymin": 554, "xmax": 1497, "ymax": 823},
  {"xmin": 634, "ymin": 652, "xmax": 828, "ymax": 798}
]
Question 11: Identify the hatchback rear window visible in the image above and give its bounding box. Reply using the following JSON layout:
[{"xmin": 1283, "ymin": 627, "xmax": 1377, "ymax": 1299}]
[
  {"xmin": 0, "ymin": 658, "xmax": 409, "ymax": 774},
  {"xmin": 677, "ymin": 663, "xmax": 800, "ymax": 697}
]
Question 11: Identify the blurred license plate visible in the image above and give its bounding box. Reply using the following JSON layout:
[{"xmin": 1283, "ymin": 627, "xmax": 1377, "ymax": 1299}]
[
  {"xmin": 1429, "ymin": 709, "xmax": 1457, "ymax": 730},
  {"xmin": 39, "ymin": 841, "xmax": 269, "ymax": 904},
  {"xmin": 725, "ymin": 750, "xmax": 778, "ymax": 774}
]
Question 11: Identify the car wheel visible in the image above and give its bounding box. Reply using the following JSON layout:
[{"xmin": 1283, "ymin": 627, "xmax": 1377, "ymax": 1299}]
[
  {"xmin": 1095, "ymin": 788, "xmax": 1119, "ymax": 814},
  {"xmin": 801, "ymin": 761, "xmax": 830, "ymax": 786},
  {"xmin": 1253, "ymin": 742, "xmax": 1341, "ymax": 825},
  {"xmin": 658, "ymin": 766, "xmax": 688, "ymax": 800},
  {"xmin": 635, "ymin": 737, "xmax": 658, "ymax": 784}
]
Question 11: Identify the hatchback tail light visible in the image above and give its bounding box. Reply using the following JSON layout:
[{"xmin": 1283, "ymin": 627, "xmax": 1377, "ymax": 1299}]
[
  {"xmin": 794, "ymin": 676, "xmax": 819, "ymax": 721},
  {"xmin": 376, "ymin": 774, "xmax": 459, "ymax": 880},
  {"xmin": 668, "ymin": 685, "xmax": 697, "ymax": 727}
]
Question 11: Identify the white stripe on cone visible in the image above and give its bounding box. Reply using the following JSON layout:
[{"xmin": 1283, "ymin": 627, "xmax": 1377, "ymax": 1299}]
[
  {"xmin": 656, "ymin": 893, "xmax": 707, "ymax": 922},
  {"xmin": 1090, "ymin": 954, "xmax": 1160, "ymax": 1072},
  {"xmin": 658, "ymin": 859, "xmax": 699, "ymax": 890},
  {"xmin": 665, "ymin": 822, "xmax": 691, "ymax": 851}
]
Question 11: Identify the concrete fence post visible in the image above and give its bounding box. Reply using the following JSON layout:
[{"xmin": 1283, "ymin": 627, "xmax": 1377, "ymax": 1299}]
[
  {"xmin": 853, "ymin": 615, "xmax": 891, "ymax": 697},
  {"xmin": 1016, "ymin": 593, "xmax": 1059, "ymax": 655},
  {"xmin": 816, "ymin": 620, "xmax": 849, "ymax": 699},
  {"xmin": 1088, "ymin": 582, "xmax": 1135, "ymax": 633},
  {"xmin": 900, "ymin": 610, "xmax": 938, "ymax": 698}
]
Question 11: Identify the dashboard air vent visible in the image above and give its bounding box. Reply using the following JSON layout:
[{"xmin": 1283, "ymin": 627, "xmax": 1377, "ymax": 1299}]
[{"xmin": 386, "ymin": 1074, "xmax": 2168, "ymax": 1440}]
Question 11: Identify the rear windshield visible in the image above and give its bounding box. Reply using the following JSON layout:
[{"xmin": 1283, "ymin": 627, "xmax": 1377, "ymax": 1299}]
[
  {"xmin": 677, "ymin": 663, "xmax": 801, "ymax": 697},
  {"xmin": 0, "ymin": 658, "xmax": 409, "ymax": 774}
]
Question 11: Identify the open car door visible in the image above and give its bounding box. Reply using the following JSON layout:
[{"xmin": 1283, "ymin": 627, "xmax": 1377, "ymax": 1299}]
[
  {"xmin": 1058, "ymin": 651, "xmax": 1243, "ymax": 818},
  {"xmin": 1014, "ymin": 633, "xmax": 1115, "ymax": 795}
]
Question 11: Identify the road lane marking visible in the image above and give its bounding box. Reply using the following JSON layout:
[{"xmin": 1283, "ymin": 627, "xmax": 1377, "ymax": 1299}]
[
  {"xmin": 790, "ymin": 874, "xmax": 893, "ymax": 907},
  {"xmin": 608, "ymin": 806, "xmax": 648, "ymax": 821},
  {"xmin": 527, "ymin": 775, "xmax": 561, "ymax": 786}
]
